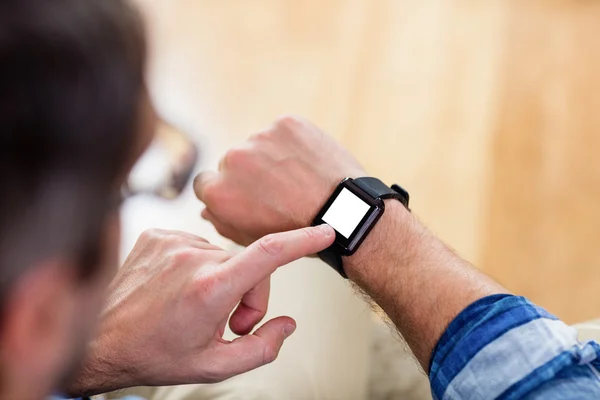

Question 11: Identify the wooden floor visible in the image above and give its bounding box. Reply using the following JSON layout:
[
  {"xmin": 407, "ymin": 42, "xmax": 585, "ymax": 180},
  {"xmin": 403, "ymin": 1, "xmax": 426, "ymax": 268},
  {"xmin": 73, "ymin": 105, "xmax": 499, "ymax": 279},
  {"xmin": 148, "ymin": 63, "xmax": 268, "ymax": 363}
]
[{"xmin": 135, "ymin": 0, "xmax": 600, "ymax": 324}]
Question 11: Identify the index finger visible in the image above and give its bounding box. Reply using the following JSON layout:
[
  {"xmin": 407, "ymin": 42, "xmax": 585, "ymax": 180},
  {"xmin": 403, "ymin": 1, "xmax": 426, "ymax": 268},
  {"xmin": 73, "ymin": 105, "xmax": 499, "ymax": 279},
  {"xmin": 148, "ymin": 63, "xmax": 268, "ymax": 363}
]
[{"xmin": 220, "ymin": 225, "xmax": 335, "ymax": 294}]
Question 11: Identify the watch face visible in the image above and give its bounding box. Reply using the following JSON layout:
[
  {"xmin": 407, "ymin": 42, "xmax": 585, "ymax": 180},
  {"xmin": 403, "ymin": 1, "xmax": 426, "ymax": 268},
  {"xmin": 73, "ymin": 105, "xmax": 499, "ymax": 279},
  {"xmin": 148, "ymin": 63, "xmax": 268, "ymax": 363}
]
[
  {"xmin": 322, "ymin": 187, "xmax": 371, "ymax": 239},
  {"xmin": 313, "ymin": 179, "xmax": 384, "ymax": 255}
]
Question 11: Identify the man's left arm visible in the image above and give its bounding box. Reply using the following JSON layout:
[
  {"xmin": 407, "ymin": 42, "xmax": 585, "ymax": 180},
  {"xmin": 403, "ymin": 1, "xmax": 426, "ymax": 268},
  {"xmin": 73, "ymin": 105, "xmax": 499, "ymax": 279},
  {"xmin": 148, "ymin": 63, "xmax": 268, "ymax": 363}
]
[{"xmin": 192, "ymin": 115, "xmax": 600, "ymax": 399}]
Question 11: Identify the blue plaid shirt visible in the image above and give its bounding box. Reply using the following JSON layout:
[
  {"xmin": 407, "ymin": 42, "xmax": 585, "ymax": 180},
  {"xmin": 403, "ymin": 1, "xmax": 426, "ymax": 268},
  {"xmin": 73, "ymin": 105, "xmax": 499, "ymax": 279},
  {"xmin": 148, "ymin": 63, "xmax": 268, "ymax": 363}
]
[{"xmin": 430, "ymin": 294, "xmax": 600, "ymax": 399}]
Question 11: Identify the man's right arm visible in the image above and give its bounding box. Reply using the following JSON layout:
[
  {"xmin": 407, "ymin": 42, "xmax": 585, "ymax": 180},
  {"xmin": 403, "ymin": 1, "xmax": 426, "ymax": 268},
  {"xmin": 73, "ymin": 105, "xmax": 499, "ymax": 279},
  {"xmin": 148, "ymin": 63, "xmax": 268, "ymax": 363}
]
[{"xmin": 194, "ymin": 115, "xmax": 600, "ymax": 399}]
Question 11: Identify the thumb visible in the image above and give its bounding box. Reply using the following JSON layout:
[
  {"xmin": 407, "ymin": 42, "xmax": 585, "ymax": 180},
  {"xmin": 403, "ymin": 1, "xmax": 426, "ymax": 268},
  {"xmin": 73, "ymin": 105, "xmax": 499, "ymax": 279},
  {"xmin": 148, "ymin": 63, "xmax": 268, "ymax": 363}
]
[
  {"xmin": 211, "ymin": 316, "xmax": 296, "ymax": 380},
  {"xmin": 193, "ymin": 170, "xmax": 218, "ymax": 203}
]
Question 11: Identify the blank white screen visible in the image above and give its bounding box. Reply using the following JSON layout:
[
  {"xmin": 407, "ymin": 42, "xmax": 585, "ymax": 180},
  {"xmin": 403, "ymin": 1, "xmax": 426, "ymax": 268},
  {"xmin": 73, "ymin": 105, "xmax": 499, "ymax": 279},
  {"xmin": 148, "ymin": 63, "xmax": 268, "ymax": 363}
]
[{"xmin": 322, "ymin": 188, "xmax": 371, "ymax": 239}]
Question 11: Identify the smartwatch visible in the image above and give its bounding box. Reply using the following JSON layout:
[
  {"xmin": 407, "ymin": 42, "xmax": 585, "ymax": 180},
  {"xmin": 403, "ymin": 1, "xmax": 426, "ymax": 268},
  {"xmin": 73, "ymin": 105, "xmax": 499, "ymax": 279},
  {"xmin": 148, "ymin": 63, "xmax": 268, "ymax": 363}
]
[{"xmin": 312, "ymin": 177, "xmax": 410, "ymax": 278}]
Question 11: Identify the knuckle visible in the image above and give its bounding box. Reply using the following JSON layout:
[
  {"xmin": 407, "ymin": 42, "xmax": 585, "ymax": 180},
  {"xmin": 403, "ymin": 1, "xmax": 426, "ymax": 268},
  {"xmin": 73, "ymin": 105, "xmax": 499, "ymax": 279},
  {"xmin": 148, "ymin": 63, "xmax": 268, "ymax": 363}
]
[
  {"xmin": 263, "ymin": 345, "xmax": 279, "ymax": 365},
  {"xmin": 157, "ymin": 250, "xmax": 191, "ymax": 279},
  {"xmin": 258, "ymin": 234, "xmax": 283, "ymax": 257},
  {"xmin": 248, "ymin": 129, "xmax": 271, "ymax": 142},
  {"xmin": 170, "ymin": 247, "xmax": 195, "ymax": 266},
  {"xmin": 163, "ymin": 233, "xmax": 188, "ymax": 248},
  {"xmin": 275, "ymin": 114, "xmax": 302, "ymax": 130},
  {"xmin": 221, "ymin": 147, "xmax": 250, "ymax": 170},
  {"xmin": 139, "ymin": 228, "xmax": 161, "ymax": 243}
]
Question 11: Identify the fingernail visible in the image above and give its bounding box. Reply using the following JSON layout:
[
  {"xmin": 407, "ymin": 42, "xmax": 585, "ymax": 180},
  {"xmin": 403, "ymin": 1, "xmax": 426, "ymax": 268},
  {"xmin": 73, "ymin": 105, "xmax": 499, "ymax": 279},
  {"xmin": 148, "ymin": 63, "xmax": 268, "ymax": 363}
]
[
  {"xmin": 319, "ymin": 224, "xmax": 334, "ymax": 237},
  {"xmin": 283, "ymin": 324, "xmax": 296, "ymax": 338}
]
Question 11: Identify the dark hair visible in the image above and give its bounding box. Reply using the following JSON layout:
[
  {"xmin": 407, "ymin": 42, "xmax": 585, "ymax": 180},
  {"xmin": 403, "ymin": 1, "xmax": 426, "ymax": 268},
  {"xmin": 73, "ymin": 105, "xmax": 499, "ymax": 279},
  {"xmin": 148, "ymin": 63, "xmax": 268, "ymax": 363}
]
[{"xmin": 0, "ymin": 0, "xmax": 147, "ymax": 302}]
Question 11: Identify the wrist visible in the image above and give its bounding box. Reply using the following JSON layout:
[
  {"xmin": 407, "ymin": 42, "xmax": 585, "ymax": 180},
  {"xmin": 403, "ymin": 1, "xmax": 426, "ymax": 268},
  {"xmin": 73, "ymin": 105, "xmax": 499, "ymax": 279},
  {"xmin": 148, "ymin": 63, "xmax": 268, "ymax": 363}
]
[
  {"xmin": 342, "ymin": 199, "xmax": 413, "ymax": 289},
  {"xmin": 66, "ymin": 322, "xmax": 134, "ymax": 397}
]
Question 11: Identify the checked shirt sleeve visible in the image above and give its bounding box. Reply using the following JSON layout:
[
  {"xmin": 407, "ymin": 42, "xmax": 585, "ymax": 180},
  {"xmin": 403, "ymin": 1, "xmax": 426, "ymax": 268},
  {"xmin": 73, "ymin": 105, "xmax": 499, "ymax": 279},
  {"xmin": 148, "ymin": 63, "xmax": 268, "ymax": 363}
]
[{"xmin": 429, "ymin": 294, "xmax": 600, "ymax": 400}]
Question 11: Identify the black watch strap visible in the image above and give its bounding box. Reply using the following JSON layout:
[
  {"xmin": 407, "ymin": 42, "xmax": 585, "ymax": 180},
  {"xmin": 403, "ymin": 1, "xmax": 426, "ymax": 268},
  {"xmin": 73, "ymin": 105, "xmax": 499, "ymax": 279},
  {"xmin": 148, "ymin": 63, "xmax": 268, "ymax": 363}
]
[
  {"xmin": 353, "ymin": 177, "xmax": 410, "ymax": 209},
  {"xmin": 317, "ymin": 177, "xmax": 409, "ymax": 278},
  {"xmin": 318, "ymin": 248, "xmax": 347, "ymax": 279}
]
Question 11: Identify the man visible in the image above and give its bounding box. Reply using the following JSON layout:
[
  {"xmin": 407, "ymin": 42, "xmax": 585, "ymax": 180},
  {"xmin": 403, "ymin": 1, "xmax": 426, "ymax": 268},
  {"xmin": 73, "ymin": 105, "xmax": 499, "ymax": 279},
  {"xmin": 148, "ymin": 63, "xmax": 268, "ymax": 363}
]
[
  {"xmin": 0, "ymin": 1, "xmax": 334, "ymax": 399},
  {"xmin": 3, "ymin": 2, "xmax": 600, "ymax": 400}
]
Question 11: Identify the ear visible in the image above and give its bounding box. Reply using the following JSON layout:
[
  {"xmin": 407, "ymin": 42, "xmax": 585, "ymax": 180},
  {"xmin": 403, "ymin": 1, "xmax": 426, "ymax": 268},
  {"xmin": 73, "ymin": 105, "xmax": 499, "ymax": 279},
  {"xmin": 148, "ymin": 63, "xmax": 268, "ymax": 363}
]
[{"xmin": 0, "ymin": 259, "xmax": 79, "ymax": 392}]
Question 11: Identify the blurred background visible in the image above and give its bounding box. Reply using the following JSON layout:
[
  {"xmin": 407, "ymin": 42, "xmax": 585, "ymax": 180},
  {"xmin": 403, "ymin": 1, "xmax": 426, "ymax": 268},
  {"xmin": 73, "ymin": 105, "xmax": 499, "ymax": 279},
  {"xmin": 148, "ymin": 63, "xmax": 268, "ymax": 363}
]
[{"xmin": 131, "ymin": 0, "xmax": 600, "ymax": 325}]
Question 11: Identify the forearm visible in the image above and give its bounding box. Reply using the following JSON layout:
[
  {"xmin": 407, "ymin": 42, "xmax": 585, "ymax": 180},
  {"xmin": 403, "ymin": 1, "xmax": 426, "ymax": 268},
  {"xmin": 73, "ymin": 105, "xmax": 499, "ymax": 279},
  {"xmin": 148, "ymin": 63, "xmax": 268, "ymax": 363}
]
[{"xmin": 344, "ymin": 200, "xmax": 508, "ymax": 369}]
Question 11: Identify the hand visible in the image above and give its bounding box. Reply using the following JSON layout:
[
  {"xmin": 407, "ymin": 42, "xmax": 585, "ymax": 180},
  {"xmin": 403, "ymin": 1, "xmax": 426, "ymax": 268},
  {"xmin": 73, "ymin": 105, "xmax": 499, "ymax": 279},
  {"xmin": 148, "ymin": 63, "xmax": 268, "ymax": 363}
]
[
  {"xmin": 67, "ymin": 225, "xmax": 335, "ymax": 397},
  {"xmin": 194, "ymin": 115, "xmax": 366, "ymax": 245}
]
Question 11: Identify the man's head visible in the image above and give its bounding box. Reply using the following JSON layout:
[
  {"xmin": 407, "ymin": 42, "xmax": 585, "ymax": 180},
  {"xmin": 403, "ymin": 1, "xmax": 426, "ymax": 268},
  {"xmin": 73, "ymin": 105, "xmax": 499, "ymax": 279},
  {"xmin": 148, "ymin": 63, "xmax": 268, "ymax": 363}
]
[{"xmin": 0, "ymin": 0, "xmax": 151, "ymax": 397}]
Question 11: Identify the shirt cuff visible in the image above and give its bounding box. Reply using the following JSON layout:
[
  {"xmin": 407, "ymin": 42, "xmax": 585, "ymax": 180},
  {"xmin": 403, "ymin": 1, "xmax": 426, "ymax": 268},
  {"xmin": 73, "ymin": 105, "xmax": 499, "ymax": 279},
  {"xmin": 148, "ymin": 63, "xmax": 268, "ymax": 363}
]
[{"xmin": 428, "ymin": 294, "xmax": 576, "ymax": 399}]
